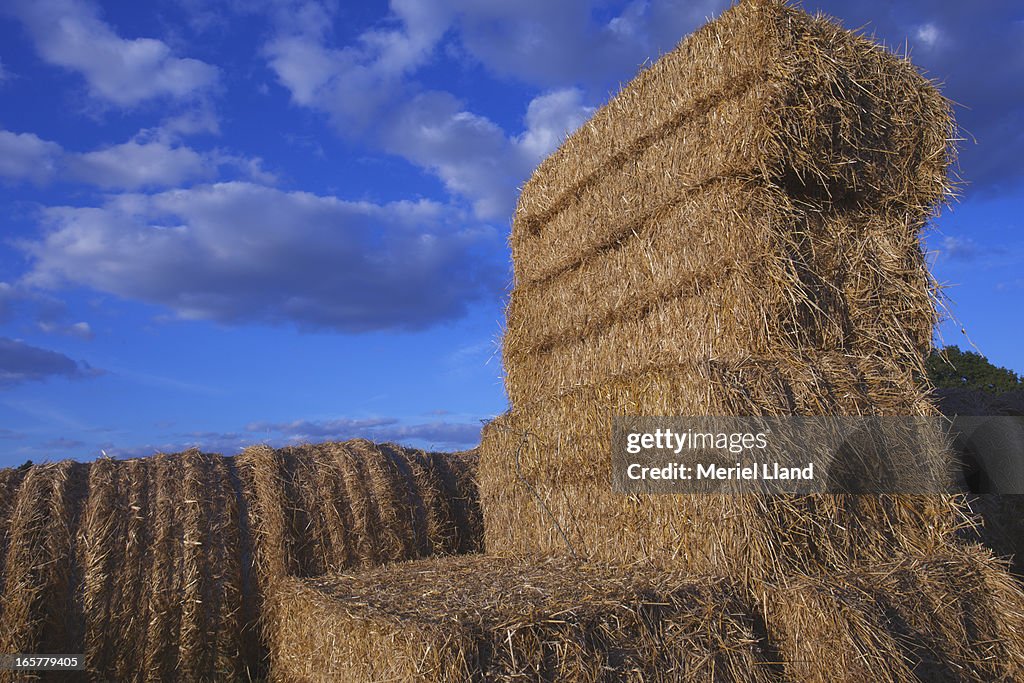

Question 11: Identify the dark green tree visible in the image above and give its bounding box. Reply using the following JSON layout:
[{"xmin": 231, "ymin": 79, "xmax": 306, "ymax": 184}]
[{"xmin": 927, "ymin": 346, "xmax": 1023, "ymax": 393}]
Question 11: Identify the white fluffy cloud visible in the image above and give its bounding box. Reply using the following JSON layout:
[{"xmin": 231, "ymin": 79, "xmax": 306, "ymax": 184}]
[
  {"xmin": 5, "ymin": 0, "xmax": 218, "ymax": 106},
  {"xmin": 0, "ymin": 130, "xmax": 62, "ymax": 183},
  {"xmin": 265, "ymin": 0, "xmax": 451, "ymax": 128},
  {"xmin": 382, "ymin": 91, "xmax": 517, "ymax": 219},
  {"xmin": 379, "ymin": 88, "xmax": 593, "ymax": 219},
  {"xmin": 516, "ymin": 88, "xmax": 594, "ymax": 164},
  {"xmin": 0, "ymin": 126, "xmax": 270, "ymax": 190},
  {"xmin": 21, "ymin": 182, "xmax": 503, "ymax": 332},
  {"xmin": 446, "ymin": 0, "xmax": 725, "ymax": 88},
  {"xmin": 263, "ymin": 3, "xmax": 595, "ymax": 220},
  {"xmin": 261, "ymin": 1, "xmax": 684, "ymax": 220},
  {"xmin": 67, "ymin": 140, "xmax": 213, "ymax": 189}
]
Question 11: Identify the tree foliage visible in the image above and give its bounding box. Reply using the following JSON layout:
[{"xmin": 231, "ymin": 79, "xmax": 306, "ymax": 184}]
[{"xmin": 927, "ymin": 346, "xmax": 1023, "ymax": 393}]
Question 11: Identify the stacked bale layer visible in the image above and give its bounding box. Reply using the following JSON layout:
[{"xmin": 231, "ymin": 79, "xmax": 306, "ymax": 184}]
[
  {"xmin": 272, "ymin": 549, "xmax": 1024, "ymax": 682},
  {"xmin": 762, "ymin": 544, "xmax": 1024, "ymax": 682},
  {"xmin": 269, "ymin": 555, "xmax": 780, "ymax": 682},
  {"xmin": 483, "ymin": 0, "xmax": 959, "ymax": 577},
  {"xmin": 0, "ymin": 441, "xmax": 482, "ymax": 682},
  {"xmin": 235, "ymin": 440, "xmax": 482, "ymax": 677},
  {"xmin": 480, "ymin": 401, "xmax": 960, "ymax": 578}
]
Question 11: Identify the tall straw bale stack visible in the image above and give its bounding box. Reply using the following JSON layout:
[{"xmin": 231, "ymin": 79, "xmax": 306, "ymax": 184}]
[
  {"xmin": 502, "ymin": 0, "xmax": 951, "ymax": 423},
  {"xmin": 475, "ymin": 1, "xmax": 1024, "ymax": 677},
  {"xmin": 269, "ymin": 555, "xmax": 781, "ymax": 682},
  {"xmin": 482, "ymin": 0, "xmax": 962, "ymax": 578},
  {"xmin": 0, "ymin": 440, "xmax": 482, "ymax": 681}
]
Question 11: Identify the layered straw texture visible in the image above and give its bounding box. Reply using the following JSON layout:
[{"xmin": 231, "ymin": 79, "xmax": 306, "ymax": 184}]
[
  {"xmin": 760, "ymin": 543, "xmax": 1024, "ymax": 682},
  {"xmin": 270, "ymin": 548, "xmax": 1024, "ymax": 682},
  {"xmin": 484, "ymin": 0, "xmax": 960, "ymax": 572},
  {"xmin": 270, "ymin": 555, "xmax": 780, "ymax": 683},
  {"xmin": 479, "ymin": 1, "xmax": 1024, "ymax": 677},
  {"xmin": 0, "ymin": 441, "xmax": 481, "ymax": 682},
  {"xmin": 509, "ymin": 0, "xmax": 951, "ymax": 286},
  {"xmin": 504, "ymin": 0, "xmax": 950, "ymax": 409}
]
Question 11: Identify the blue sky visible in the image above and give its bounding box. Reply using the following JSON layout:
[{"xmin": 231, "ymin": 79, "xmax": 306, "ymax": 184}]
[{"xmin": 0, "ymin": 0, "xmax": 1021, "ymax": 467}]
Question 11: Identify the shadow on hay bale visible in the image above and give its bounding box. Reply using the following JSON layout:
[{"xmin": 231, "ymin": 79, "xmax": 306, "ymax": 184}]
[
  {"xmin": 0, "ymin": 440, "xmax": 482, "ymax": 682},
  {"xmin": 933, "ymin": 388, "xmax": 1024, "ymax": 576}
]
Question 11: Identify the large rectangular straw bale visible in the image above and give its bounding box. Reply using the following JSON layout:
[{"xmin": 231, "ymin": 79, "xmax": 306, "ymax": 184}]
[
  {"xmin": 504, "ymin": 179, "xmax": 794, "ymax": 357},
  {"xmin": 762, "ymin": 544, "xmax": 1024, "ymax": 682},
  {"xmin": 0, "ymin": 441, "xmax": 483, "ymax": 682},
  {"xmin": 512, "ymin": 0, "xmax": 951, "ymax": 285},
  {"xmin": 479, "ymin": 409, "xmax": 960, "ymax": 580},
  {"xmin": 496, "ymin": 360, "xmax": 942, "ymax": 484},
  {"xmin": 505, "ymin": 186, "xmax": 936, "ymax": 376},
  {"xmin": 514, "ymin": 4, "xmax": 778, "ymax": 225},
  {"xmin": 506, "ymin": 297, "xmax": 934, "ymax": 408},
  {"xmin": 513, "ymin": 84, "xmax": 782, "ymax": 286},
  {"xmin": 236, "ymin": 440, "xmax": 481, "ymax": 586},
  {"xmin": 0, "ymin": 460, "xmax": 88, "ymax": 681},
  {"xmin": 269, "ymin": 555, "xmax": 780, "ymax": 683}
]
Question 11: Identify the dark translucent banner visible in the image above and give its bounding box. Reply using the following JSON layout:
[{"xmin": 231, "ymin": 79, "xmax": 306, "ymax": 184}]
[{"xmin": 611, "ymin": 416, "xmax": 1024, "ymax": 494}]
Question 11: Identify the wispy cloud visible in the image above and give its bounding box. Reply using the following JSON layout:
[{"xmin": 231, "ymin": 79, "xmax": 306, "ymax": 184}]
[
  {"xmin": 247, "ymin": 415, "xmax": 482, "ymax": 449},
  {"xmin": 4, "ymin": 0, "xmax": 218, "ymax": 106},
  {"xmin": 22, "ymin": 182, "xmax": 504, "ymax": 332},
  {"xmin": 109, "ymin": 368, "xmax": 222, "ymax": 396},
  {"xmin": 262, "ymin": 2, "xmax": 596, "ymax": 220},
  {"xmin": 0, "ymin": 337, "xmax": 101, "ymax": 387},
  {"xmin": 940, "ymin": 235, "xmax": 982, "ymax": 262},
  {"xmin": 0, "ymin": 397, "xmax": 91, "ymax": 431},
  {"xmin": 0, "ymin": 130, "xmax": 62, "ymax": 184},
  {"xmin": 0, "ymin": 283, "xmax": 94, "ymax": 341},
  {"xmin": 933, "ymin": 234, "xmax": 1017, "ymax": 267},
  {"xmin": 66, "ymin": 139, "xmax": 214, "ymax": 189},
  {"xmin": 0, "ymin": 125, "xmax": 272, "ymax": 190},
  {"xmin": 92, "ymin": 414, "xmax": 482, "ymax": 459},
  {"xmin": 40, "ymin": 436, "xmax": 86, "ymax": 450},
  {"xmin": 914, "ymin": 22, "xmax": 943, "ymax": 50},
  {"xmin": 37, "ymin": 321, "xmax": 93, "ymax": 340}
]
